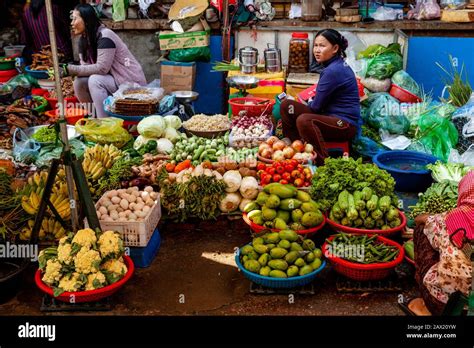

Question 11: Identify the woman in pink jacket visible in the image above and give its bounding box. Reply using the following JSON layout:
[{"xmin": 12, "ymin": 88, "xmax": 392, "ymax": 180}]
[{"xmin": 66, "ymin": 4, "xmax": 146, "ymax": 118}]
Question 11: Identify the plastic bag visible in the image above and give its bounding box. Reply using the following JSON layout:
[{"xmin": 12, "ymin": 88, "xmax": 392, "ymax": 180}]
[
  {"xmin": 452, "ymin": 93, "xmax": 474, "ymax": 119},
  {"xmin": 36, "ymin": 139, "xmax": 86, "ymax": 168},
  {"xmin": 440, "ymin": 0, "xmax": 467, "ymax": 9},
  {"xmin": 360, "ymin": 77, "xmax": 391, "ymax": 92},
  {"xmin": 365, "ymin": 93, "xmax": 409, "ymax": 134},
  {"xmin": 407, "ymin": 0, "xmax": 441, "ymax": 20},
  {"xmin": 13, "ymin": 128, "xmax": 40, "ymax": 164},
  {"xmin": 352, "ymin": 134, "xmax": 387, "ymax": 158},
  {"xmin": 112, "ymin": 0, "xmax": 129, "ymax": 22},
  {"xmin": 364, "ymin": 53, "xmax": 403, "ymax": 79},
  {"xmin": 373, "ymin": 6, "xmax": 399, "ymax": 20},
  {"xmin": 159, "ymin": 95, "xmax": 177, "ymax": 114},
  {"xmin": 75, "ymin": 117, "xmax": 132, "ymax": 149},
  {"xmin": 168, "ymin": 46, "xmax": 211, "ymax": 62},
  {"xmin": 357, "ymin": 43, "xmax": 402, "ymax": 59},
  {"xmin": 417, "ymin": 110, "xmax": 458, "ymax": 161},
  {"xmin": 112, "ymin": 83, "xmax": 164, "ymax": 102},
  {"xmin": 391, "ymin": 70, "xmax": 420, "ymax": 97}
]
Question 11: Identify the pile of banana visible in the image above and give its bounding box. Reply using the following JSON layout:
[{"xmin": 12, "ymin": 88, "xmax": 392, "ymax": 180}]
[
  {"xmin": 82, "ymin": 144, "xmax": 122, "ymax": 181},
  {"xmin": 19, "ymin": 217, "xmax": 67, "ymax": 241},
  {"xmin": 21, "ymin": 172, "xmax": 71, "ymax": 220}
]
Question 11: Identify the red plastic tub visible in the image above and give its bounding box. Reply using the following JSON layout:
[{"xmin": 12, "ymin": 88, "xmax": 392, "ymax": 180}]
[
  {"xmin": 389, "ymin": 84, "xmax": 422, "ymax": 103},
  {"xmin": 35, "ymin": 255, "xmax": 134, "ymax": 303},
  {"xmin": 322, "ymin": 235, "xmax": 404, "ymax": 281},
  {"xmin": 31, "ymin": 88, "xmax": 49, "ymax": 97},
  {"xmin": 242, "ymin": 212, "xmax": 326, "ymax": 237},
  {"xmin": 229, "ymin": 97, "xmax": 275, "ymax": 117},
  {"xmin": 45, "ymin": 107, "xmax": 90, "ymax": 125},
  {"xmin": 326, "ymin": 210, "xmax": 407, "ymax": 238},
  {"xmin": 45, "ymin": 93, "xmax": 79, "ymax": 110},
  {"xmin": 0, "ymin": 69, "xmax": 18, "ymax": 83}
]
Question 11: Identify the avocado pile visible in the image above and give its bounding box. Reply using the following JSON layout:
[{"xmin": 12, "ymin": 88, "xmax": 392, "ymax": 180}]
[
  {"xmin": 244, "ymin": 183, "xmax": 324, "ymax": 230},
  {"xmin": 240, "ymin": 229, "xmax": 324, "ymax": 278}
]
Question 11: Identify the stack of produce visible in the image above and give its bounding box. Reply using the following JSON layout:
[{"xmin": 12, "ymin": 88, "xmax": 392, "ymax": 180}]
[
  {"xmin": 20, "ymin": 217, "xmax": 67, "ymax": 242},
  {"xmin": 128, "ymin": 153, "xmax": 168, "ymax": 185},
  {"xmin": 38, "ymin": 228, "xmax": 128, "ymax": 297},
  {"xmin": 158, "ymin": 167, "xmax": 227, "ymax": 221},
  {"xmin": 225, "ymin": 147, "xmax": 258, "ymax": 166},
  {"xmin": 230, "ymin": 114, "xmax": 272, "ymax": 148},
  {"xmin": 239, "ymin": 230, "xmax": 323, "ymax": 278},
  {"xmin": 310, "ymin": 157, "xmax": 397, "ymax": 212},
  {"xmin": 0, "ymin": 169, "xmax": 18, "ymax": 210},
  {"xmin": 0, "ymin": 170, "xmax": 27, "ymax": 241},
  {"xmin": 409, "ymin": 181, "xmax": 458, "ymax": 219},
  {"xmin": 244, "ymin": 183, "xmax": 324, "ymax": 231},
  {"xmin": 169, "ymin": 133, "xmax": 229, "ymax": 165},
  {"xmin": 32, "ymin": 127, "xmax": 57, "ymax": 143},
  {"xmin": 48, "ymin": 77, "xmax": 75, "ymax": 99},
  {"xmin": 30, "ymin": 45, "xmax": 64, "ymax": 70},
  {"xmin": 258, "ymin": 137, "xmax": 314, "ymax": 162},
  {"xmin": 134, "ymin": 115, "xmax": 184, "ymax": 155},
  {"xmin": 329, "ymin": 189, "xmax": 402, "ymax": 230},
  {"xmin": 325, "ymin": 233, "xmax": 400, "ymax": 264},
  {"xmin": 427, "ymin": 161, "xmax": 473, "ymax": 184},
  {"xmin": 96, "ymin": 186, "xmax": 158, "ymax": 223},
  {"xmin": 257, "ymin": 160, "xmax": 312, "ymax": 187},
  {"xmin": 182, "ymin": 114, "xmax": 230, "ymax": 133},
  {"xmin": 219, "ymin": 169, "xmax": 259, "ymax": 213}
]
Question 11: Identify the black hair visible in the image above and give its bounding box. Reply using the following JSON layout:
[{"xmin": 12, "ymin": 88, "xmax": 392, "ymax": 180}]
[
  {"xmin": 31, "ymin": 0, "xmax": 45, "ymax": 18},
  {"xmin": 74, "ymin": 4, "xmax": 102, "ymax": 63},
  {"xmin": 315, "ymin": 29, "xmax": 349, "ymax": 58}
]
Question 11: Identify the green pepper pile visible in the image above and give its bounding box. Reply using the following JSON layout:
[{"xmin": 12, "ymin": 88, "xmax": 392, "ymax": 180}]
[{"xmin": 326, "ymin": 233, "xmax": 400, "ymax": 264}]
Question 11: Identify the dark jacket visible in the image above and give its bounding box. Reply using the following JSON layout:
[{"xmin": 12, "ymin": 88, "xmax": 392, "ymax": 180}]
[{"xmin": 310, "ymin": 55, "xmax": 361, "ymax": 128}]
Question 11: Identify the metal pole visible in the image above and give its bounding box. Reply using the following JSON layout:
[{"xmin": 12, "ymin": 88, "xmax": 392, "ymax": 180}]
[{"xmin": 44, "ymin": 0, "xmax": 79, "ymax": 230}]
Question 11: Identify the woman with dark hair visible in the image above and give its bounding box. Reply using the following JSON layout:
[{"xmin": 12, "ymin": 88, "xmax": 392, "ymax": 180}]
[
  {"xmin": 65, "ymin": 4, "xmax": 146, "ymax": 118},
  {"xmin": 20, "ymin": 0, "xmax": 73, "ymax": 60},
  {"xmin": 280, "ymin": 29, "xmax": 360, "ymax": 166}
]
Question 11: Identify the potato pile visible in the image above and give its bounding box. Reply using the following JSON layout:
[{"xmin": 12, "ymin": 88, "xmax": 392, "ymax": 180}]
[{"xmin": 96, "ymin": 186, "xmax": 158, "ymax": 222}]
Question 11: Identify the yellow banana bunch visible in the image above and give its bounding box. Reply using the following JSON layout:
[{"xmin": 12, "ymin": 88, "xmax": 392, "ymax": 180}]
[
  {"xmin": 82, "ymin": 144, "xmax": 121, "ymax": 181},
  {"xmin": 19, "ymin": 218, "xmax": 67, "ymax": 241}
]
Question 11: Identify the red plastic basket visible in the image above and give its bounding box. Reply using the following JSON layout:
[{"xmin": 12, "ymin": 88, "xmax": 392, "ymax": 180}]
[
  {"xmin": 389, "ymin": 84, "xmax": 422, "ymax": 103},
  {"xmin": 45, "ymin": 93, "xmax": 79, "ymax": 110},
  {"xmin": 326, "ymin": 210, "xmax": 407, "ymax": 238},
  {"xmin": 229, "ymin": 97, "xmax": 275, "ymax": 117},
  {"xmin": 322, "ymin": 235, "xmax": 404, "ymax": 281},
  {"xmin": 35, "ymin": 255, "xmax": 134, "ymax": 303},
  {"xmin": 242, "ymin": 212, "xmax": 326, "ymax": 237}
]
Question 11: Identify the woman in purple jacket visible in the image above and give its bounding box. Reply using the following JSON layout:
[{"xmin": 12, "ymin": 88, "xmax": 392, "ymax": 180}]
[
  {"xmin": 280, "ymin": 29, "xmax": 361, "ymax": 166},
  {"xmin": 66, "ymin": 4, "xmax": 146, "ymax": 118}
]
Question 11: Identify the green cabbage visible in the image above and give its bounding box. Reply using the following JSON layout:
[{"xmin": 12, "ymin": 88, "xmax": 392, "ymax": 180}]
[
  {"xmin": 157, "ymin": 138, "xmax": 173, "ymax": 154},
  {"xmin": 137, "ymin": 116, "xmax": 165, "ymax": 138},
  {"xmin": 164, "ymin": 127, "xmax": 180, "ymax": 143},
  {"xmin": 133, "ymin": 135, "xmax": 156, "ymax": 150},
  {"xmin": 164, "ymin": 115, "xmax": 182, "ymax": 130}
]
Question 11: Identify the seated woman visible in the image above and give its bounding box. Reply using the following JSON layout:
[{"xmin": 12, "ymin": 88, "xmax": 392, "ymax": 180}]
[
  {"xmin": 280, "ymin": 29, "xmax": 361, "ymax": 166},
  {"xmin": 66, "ymin": 4, "xmax": 146, "ymax": 118},
  {"xmin": 410, "ymin": 171, "xmax": 473, "ymax": 315}
]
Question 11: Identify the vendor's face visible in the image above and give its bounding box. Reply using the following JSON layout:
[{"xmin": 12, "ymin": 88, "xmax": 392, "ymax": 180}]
[
  {"xmin": 71, "ymin": 10, "xmax": 86, "ymax": 36},
  {"xmin": 313, "ymin": 35, "xmax": 339, "ymax": 63}
]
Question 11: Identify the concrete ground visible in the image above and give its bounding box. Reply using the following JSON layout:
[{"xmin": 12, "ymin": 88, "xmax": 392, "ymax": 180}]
[{"xmin": 0, "ymin": 217, "xmax": 417, "ymax": 316}]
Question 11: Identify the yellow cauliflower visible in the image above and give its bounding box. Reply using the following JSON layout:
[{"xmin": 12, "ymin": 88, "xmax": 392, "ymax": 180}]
[
  {"xmin": 57, "ymin": 243, "xmax": 73, "ymax": 265},
  {"xmin": 42, "ymin": 259, "xmax": 62, "ymax": 285},
  {"xmin": 98, "ymin": 231, "xmax": 123, "ymax": 258},
  {"xmin": 101, "ymin": 259, "xmax": 128, "ymax": 283},
  {"xmin": 72, "ymin": 228, "xmax": 97, "ymax": 249},
  {"xmin": 58, "ymin": 272, "xmax": 84, "ymax": 292},
  {"xmin": 74, "ymin": 247, "xmax": 101, "ymax": 274},
  {"xmin": 85, "ymin": 272, "xmax": 107, "ymax": 291}
]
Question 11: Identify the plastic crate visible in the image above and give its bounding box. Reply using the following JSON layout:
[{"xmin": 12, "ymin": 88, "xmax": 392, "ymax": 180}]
[
  {"xmin": 129, "ymin": 228, "xmax": 161, "ymax": 268},
  {"xmin": 87, "ymin": 193, "xmax": 162, "ymax": 247}
]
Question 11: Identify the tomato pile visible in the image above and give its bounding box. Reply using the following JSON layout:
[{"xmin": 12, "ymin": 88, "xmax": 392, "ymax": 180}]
[{"xmin": 257, "ymin": 159, "xmax": 313, "ymax": 187}]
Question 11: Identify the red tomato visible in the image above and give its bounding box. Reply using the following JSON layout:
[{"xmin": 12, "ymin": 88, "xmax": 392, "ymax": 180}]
[
  {"xmin": 294, "ymin": 178, "xmax": 304, "ymax": 187},
  {"xmin": 273, "ymin": 174, "xmax": 282, "ymax": 182},
  {"xmin": 262, "ymin": 174, "xmax": 272, "ymax": 184},
  {"xmin": 303, "ymin": 181, "xmax": 311, "ymax": 187},
  {"xmin": 276, "ymin": 165, "xmax": 285, "ymax": 175},
  {"xmin": 257, "ymin": 163, "xmax": 266, "ymax": 171},
  {"xmin": 291, "ymin": 170, "xmax": 301, "ymax": 179},
  {"xmin": 297, "ymin": 164, "xmax": 304, "ymax": 171},
  {"xmin": 279, "ymin": 179, "xmax": 289, "ymax": 185},
  {"xmin": 282, "ymin": 172, "xmax": 291, "ymax": 181},
  {"xmin": 290, "ymin": 159, "xmax": 299, "ymax": 167},
  {"xmin": 266, "ymin": 167, "xmax": 276, "ymax": 175},
  {"xmin": 284, "ymin": 164, "xmax": 295, "ymax": 172}
]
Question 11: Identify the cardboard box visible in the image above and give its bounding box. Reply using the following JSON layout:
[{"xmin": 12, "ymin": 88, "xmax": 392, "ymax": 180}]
[
  {"xmin": 158, "ymin": 19, "xmax": 210, "ymax": 50},
  {"xmin": 160, "ymin": 61, "xmax": 196, "ymax": 93}
]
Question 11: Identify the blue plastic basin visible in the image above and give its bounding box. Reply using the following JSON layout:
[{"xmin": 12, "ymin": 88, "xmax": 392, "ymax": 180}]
[
  {"xmin": 372, "ymin": 150, "xmax": 438, "ymax": 192},
  {"xmin": 25, "ymin": 65, "xmax": 49, "ymax": 80}
]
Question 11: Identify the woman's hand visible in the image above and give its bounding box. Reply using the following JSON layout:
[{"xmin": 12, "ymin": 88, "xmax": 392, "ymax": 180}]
[{"xmin": 415, "ymin": 213, "xmax": 430, "ymax": 226}]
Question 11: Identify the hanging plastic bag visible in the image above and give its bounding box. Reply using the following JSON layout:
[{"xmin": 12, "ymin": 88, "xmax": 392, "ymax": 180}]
[
  {"xmin": 365, "ymin": 93, "xmax": 409, "ymax": 134},
  {"xmin": 13, "ymin": 128, "xmax": 40, "ymax": 164},
  {"xmin": 75, "ymin": 117, "xmax": 132, "ymax": 149},
  {"xmin": 168, "ymin": 46, "xmax": 211, "ymax": 62},
  {"xmin": 407, "ymin": 0, "xmax": 441, "ymax": 20},
  {"xmin": 364, "ymin": 53, "xmax": 403, "ymax": 79},
  {"xmin": 391, "ymin": 70, "xmax": 421, "ymax": 97},
  {"xmin": 112, "ymin": 0, "xmax": 129, "ymax": 22},
  {"xmin": 416, "ymin": 110, "xmax": 458, "ymax": 161}
]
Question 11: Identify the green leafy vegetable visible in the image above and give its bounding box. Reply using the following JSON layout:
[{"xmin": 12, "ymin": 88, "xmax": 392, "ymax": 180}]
[
  {"xmin": 32, "ymin": 127, "xmax": 57, "ymax": 143},
  {"xmin": 409, "ymin": 181, "xmax": 458, "ymax": 218},
  {"xmin": 426, "ymin": 160, "xmax": 469, "ymax": 183}
]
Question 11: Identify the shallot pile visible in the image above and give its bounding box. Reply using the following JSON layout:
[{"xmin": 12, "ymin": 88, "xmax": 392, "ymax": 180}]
[{"xmin": 230, "ymin": 114, "xmax": 272, "ymax": 148}]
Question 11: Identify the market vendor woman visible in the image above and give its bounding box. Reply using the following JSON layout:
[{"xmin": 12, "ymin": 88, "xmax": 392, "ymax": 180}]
[
  {"xmin": 66, "ymin": 4, "xmax": 146, "ymax": 118},
  {"xmin": 280, "ymin": 29, "xmax": 360, "ymax": 166}
]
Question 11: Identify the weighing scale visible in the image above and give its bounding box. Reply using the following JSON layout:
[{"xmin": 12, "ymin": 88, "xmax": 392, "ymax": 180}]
[
  {"xmin": 226, "ymin": 76, "xmax": 260, "ymax": 116},
  {"xmin": 171, "ymin": 91, "xmax": 199, "ymax": 121}
]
